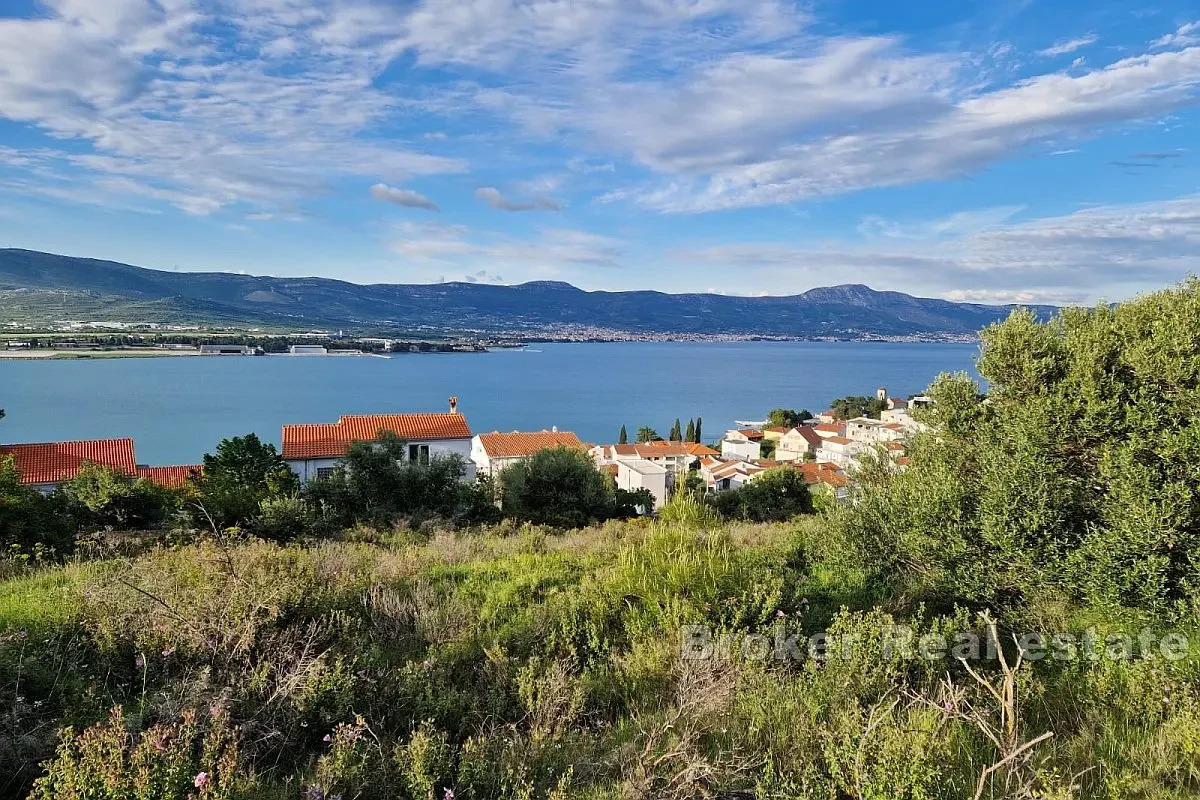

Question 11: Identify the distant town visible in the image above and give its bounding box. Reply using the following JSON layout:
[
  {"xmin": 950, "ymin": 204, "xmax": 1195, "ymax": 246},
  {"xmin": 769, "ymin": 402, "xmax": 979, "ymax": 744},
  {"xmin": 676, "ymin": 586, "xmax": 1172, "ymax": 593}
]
[{"xmin": 0, "ymin": 388, "xmax": 928, "ymax": 511}]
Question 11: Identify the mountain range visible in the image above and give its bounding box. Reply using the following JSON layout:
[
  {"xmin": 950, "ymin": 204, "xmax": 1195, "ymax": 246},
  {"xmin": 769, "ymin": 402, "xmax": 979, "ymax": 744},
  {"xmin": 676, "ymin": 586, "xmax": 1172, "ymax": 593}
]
[{"xmin": 0, "ymin": 248, "xmax": 1055, "ymax": 339}]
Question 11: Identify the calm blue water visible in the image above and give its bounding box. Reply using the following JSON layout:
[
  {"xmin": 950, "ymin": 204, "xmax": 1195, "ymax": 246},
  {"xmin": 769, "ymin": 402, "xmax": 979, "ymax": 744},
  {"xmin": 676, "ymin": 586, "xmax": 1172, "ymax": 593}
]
[{"xmin": 0, "ymin": 342, "xmax": 980, "ymax": 465}]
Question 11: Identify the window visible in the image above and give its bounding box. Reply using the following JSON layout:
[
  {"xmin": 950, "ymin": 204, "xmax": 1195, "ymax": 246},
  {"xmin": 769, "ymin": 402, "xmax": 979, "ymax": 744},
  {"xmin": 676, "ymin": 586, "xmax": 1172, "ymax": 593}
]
[
  {"xmin": 408, "ymin": 444, "xmax": 430, "ymax": 464},
  {"xmin": 316, "ymin": 467, "xmax": 336, "ymax": 480}
]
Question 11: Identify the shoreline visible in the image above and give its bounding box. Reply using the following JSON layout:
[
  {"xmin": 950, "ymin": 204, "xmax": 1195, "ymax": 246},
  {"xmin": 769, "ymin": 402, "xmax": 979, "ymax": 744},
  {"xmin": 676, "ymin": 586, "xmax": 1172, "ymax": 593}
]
[{"xmin": 0, "ymin": 337, "xmax": 979, "ymax": 361}]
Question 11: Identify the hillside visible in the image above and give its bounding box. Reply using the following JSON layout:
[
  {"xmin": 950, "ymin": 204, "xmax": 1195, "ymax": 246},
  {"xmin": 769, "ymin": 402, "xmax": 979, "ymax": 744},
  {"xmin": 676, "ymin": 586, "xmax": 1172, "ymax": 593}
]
[{"xmin": 0, "ymin": 248, "xmax": 1056, "ymax": 337}]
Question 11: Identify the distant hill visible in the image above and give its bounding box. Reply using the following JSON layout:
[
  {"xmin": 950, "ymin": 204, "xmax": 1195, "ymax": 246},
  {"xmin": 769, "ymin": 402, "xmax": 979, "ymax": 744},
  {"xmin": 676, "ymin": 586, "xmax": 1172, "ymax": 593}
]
[{"xmin": 0, "ymin": 248, "xmax": 1057, "ymax": 338}]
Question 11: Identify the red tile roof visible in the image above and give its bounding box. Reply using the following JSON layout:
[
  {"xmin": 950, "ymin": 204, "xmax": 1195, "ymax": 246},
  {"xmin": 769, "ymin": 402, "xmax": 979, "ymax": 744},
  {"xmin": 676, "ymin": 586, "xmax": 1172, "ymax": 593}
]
[
  {"xmin": 0, "ymin": 438, "xmax": 136, "ymax": 485},
  {"xmin": 789, "ymin": 461, "xmax": 850, "ymax": 488},
  {"xmin": 823, "ymin": 436, "xmax": 853, "ymax": 445},
  {"xmin": 282, "ymin": 412, "xmax": 472, "ymax": 460},
  {"xmin": 478, "ymin": 430, "xmax": 584, "ymax": 458},
  {"xmin": 737, "ymin": 429, "xmax": 765, "ymax": 440},
  {"xmin": 815, "ymin": 423, "xmax": 844, "ymax": 434},
  {"xmin": 136, "ymin": 465, "xmax": 202, "ymax": 489}
]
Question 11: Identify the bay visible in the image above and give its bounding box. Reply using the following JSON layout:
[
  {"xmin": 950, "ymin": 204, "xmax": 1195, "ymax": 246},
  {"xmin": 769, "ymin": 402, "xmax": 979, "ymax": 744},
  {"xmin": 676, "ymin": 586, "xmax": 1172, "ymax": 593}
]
[{"xmin": 0, "ymin": 341, "xmax": 980, "ymax": 465}]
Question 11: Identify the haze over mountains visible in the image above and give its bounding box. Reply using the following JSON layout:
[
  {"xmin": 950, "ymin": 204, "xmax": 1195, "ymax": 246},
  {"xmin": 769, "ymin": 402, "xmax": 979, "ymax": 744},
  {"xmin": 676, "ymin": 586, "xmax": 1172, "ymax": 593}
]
[{"xmin": 0, "ymin": 249, "xmax": 1055, "ymax": 339}]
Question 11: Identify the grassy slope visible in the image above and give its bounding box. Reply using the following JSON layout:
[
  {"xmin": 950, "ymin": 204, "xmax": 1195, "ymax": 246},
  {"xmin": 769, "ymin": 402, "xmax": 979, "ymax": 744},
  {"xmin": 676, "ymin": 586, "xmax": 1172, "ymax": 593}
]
[{"xmin": 2, "ymin": 517, "xmax": 1198, "ymax": 799}]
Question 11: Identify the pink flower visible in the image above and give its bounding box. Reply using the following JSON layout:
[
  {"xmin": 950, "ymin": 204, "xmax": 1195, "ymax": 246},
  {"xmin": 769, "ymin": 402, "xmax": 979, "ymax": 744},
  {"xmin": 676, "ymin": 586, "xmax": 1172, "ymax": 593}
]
[
  {"xmin": 323, "ymin": 733, "xmax": 333, "ymax": 742},
  {"xmin": 194, "ymin": 772, "xmax": 210, "ymax": 789},
  {"xmin": 776, "ymin": 610, "xmax": 787, "ymax": 618},
  {"xmin": 443, "ymin": 790, "xmax": 455, "ymax": 800}
]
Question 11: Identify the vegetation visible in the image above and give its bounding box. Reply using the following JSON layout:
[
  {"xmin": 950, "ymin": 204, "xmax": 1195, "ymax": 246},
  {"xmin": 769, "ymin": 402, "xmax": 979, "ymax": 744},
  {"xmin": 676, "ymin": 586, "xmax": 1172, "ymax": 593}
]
[
  {"xmin": 830, "ymin": 395, "xmax": 887, "ymax": 420},
  {"xmin": 4, "ymin": 281, "xmax": 1200, "ymax": 799},
  {"xmin": 765, "ymin": 408, "xmax": 811, "ymax": 428},
  {"xmin": 497, "ymin": 446, "xmax": 651, "ymax": 527},
  {"xmin": 708, "ymin": 467, "xmax": 813, "ymax": 522}
]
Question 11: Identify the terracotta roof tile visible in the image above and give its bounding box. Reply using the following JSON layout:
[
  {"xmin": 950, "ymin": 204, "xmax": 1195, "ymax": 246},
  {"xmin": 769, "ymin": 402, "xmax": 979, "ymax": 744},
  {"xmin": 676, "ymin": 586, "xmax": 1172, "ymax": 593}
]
[
  {"xmin": 136, "ymin": 465, "xmax": 202, "ymax": 489},
  {"xmin": 478, "ymin": 431, "xmax": 584, "ymax": 458},
  {"xmin": 823, "ymin": 436, "xmax": 853, "ymax": 445},
  {"xmin": 282, "ymin": 412, "xmax": 471, "ymax": 460},
  {"xmin": 0, "ymin": 438, "xmax": 136, "ymax": 485}
]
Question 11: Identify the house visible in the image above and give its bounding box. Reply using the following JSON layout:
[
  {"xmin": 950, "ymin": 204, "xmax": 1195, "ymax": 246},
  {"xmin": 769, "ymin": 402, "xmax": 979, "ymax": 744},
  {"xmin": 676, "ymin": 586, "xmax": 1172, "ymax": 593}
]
[
  {"xmin": 815, "ymin": 410, "xmax": 838, "ymax": 424},
  {"xmin": 815, "ymin": 436, "xmax": 865, "ymax": 469},
  {"xmin": 471, "ymin": 430, "xmax": 585, "ymax": 476},
  {"xmin": 591, "ymin": 442, "xmax": 710, "ymax": 475},
  {"xmin": 705, "ymin": 458, "xmax": 767, "ymax": 492},
  {"xmin": 281, "ymin": 397, "xmax": 473, "ymax": 484},
  {"xmin": 721, "ymin": 429, "xmax": 763, "ymax": 461},
  {"xmin": 0, "ymin": 437, "xmax": 137, "ymax": 493},
  {"xmin": 774, "ymin": 426, "xmax": 823, "ymax": 462},
  {"xmin": 787, "ymin": 461, "xmax": 851, "ymax": 502},
  {"xmin": 846, "ymin": 417, "xmax": 905, "ymax": 444},
  {"xmin": 136, "ymin": 465, "xmax": 202, "ymax": 489},
  {"xmin": 289, "ymin": 345, "xmax": 327, "ymax": 355},
  {"xmin": 813, "ymin": 422, "xmax": 845, "ymax": 439},
  {"xmin": 614, "ymin": 458, "xmax": 668, "ymax": 512}
]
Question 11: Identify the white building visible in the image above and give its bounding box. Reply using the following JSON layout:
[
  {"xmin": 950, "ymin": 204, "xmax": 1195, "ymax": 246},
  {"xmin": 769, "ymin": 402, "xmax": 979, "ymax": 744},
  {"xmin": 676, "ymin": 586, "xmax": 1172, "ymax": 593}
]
[
  {"xmin": 721, "ymin": 429, "xmax": 763, "ymax": 461},
  {"xmin": 199, "ymin": 344, "xmax": 255, "ymax": 355},
  {"xmin": 471, "ymin": 430, "xmax": 585, "ymax": 476},
  {"xmin": 289, "ymin": 344, "xmax": 328, "ymax": 355},
  {"xmin": 846, "ymin": 417, "xmax": 906, "ymax": 444},
  {"xmin": 615, "ymin": 458, "xmax": 668, "ymax": 512},
  {"xmin": 815, "ymin": 436, "xmax": 866, "ymax": 469},
  {"xmin": 282, "ymin": 398, "xmax": 473, "ymax": 484}
]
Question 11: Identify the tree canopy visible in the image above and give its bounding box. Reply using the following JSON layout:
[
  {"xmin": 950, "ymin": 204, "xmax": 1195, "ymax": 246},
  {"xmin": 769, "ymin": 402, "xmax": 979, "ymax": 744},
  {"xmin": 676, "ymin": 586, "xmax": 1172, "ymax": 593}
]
[
  {"xmin": 765, "ymin": 408, "xmax": 811, "ymax": 429},
  {"xmin": 825, "ymin": 279, "xmax": 1200, "ymax": 616}
]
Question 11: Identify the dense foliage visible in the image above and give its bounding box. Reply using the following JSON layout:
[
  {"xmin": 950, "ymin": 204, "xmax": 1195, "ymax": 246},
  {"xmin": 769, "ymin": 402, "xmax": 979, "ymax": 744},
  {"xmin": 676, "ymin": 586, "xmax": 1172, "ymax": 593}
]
[{"xmin": 830, "ymin": 394, "xmax": 887, "ymax": 420}]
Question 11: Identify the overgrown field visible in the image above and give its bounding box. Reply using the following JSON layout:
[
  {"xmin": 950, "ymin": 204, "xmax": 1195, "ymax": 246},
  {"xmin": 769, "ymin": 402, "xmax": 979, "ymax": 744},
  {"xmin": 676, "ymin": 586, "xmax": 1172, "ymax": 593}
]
[{"xmin": 2, "ymin": 510, "xmax": 1199, "ymax": 799}]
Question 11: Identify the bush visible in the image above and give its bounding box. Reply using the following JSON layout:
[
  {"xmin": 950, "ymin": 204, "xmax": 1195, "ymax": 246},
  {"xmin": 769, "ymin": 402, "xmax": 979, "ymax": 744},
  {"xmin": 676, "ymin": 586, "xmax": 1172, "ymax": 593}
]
[
  {"xmin": 498, "ymin": 446, "xmax": 624, "ymax": 529},
  {"xmin": 62, "ymin": 462, "xmax": 177, "ymax": 531},
  {"xmin": 709, "ymin": 468, "xmax": 813, "ymax": 522}
]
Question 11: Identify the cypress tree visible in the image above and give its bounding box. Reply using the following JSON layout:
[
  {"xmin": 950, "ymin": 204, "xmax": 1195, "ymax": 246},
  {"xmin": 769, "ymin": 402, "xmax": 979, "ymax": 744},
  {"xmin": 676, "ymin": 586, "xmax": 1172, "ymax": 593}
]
[
  {"xmin": 695, "ymin": 417, "xmax": 703, "ymax": 443},
  {"xmin": 685, "ymin": 419, "xmax": 696, "ymax": 442},
  {"xmin": 670, "ymin": 418, "xmax": 682, "ymax": 441},
  {"xmin": 618, "ymin": 424, "xmax": 628, "ymax": 445}
]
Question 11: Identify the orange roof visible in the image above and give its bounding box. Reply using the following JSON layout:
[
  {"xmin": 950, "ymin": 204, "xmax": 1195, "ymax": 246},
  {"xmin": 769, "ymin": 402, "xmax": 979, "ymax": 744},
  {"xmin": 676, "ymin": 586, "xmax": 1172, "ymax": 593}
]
[
  {"xmin": 684, "ymin": 443, "xmax": 719, "ymax": 456},
  {"xmin": 614, "ymin": 443, "xmax": 694, "ymax": 458},
  {"xmin": 0, "ymin": 438, "xmax": 136, "ymax": 485},
  {"xmin": 815, "ymin": 423, "xmax": 843, "ymax": 434},
  {"xmin": 136, "ymin": 465, "xmax": 202, "ymax": 489},
  {"xmin": 282, "ymin": 412, "xmax": 471, "ymax": 460},
  {"xmin": 737, "ymin": 429, "xmax": 765, "ymax": 440},
  {"xmin": 881, "ymin": 441, "xmax": 905, "ymax": 451},
  {"xmin": 478, "ymin": 430, "xmax": 583, "ymax": 458},
  {"xmin": 884, "ymin": 423, "xmax": 905, "ymax": 430},
  {"xmin": 789, "ymin": 461, "xmax": 850, "ymax": 488},
  {"xmin": 823, "ymin": 436, "xmax": 853, "ymax": 445},
  {"xmin": 765, "ymin": 426, "xmax": 791, "ymax": 434}
]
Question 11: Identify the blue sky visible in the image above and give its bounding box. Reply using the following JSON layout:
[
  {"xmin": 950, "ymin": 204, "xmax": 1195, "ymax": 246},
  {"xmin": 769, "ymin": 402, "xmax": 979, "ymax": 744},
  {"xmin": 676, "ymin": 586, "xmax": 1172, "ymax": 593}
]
[{"xmin": 0, "ymin": 0, "xmax": 1197, "ymax": 303}]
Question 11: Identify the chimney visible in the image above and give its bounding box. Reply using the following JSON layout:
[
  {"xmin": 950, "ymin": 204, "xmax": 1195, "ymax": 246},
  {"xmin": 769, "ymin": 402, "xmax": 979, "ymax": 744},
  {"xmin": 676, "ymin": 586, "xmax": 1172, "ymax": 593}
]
[{"xmin": 449, "ymin": 396, "xmax": 459, "ymax": 414}]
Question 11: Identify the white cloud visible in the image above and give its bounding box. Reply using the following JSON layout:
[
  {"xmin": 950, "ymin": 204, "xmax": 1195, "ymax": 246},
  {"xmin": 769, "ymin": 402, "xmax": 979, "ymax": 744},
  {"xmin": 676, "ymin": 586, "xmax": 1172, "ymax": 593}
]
[
  {"xmin": 671, "ymin": 198, "xmax": 1200, "ymax": 302},
  {"xmin": 388, "ymin": 222, "xmax": 623, "ymax": 270},
  {"xmin": 0, "ymin": 0, "xmax": 464, "ymax": 216},
  {"xmin": 475, "ymin": 186, "xmax": 560, "ymax": 212},
  {"xmin": 1038, "ymin": 34, "xmax": 1098, "ymax": 57},
  {"xmin": 370, "ymin": 183, "xmax": 439, "ymax": 211},
  {"xmin": 1152, "ymin": 21, "xmax": 1200, "ymax": 49}
]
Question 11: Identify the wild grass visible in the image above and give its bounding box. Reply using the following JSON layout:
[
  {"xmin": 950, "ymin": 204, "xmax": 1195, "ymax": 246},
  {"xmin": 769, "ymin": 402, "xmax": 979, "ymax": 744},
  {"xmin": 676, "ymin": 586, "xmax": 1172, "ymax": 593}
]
[{"xmin": 1, "ymin": 515, "xmax": 1198, "ymax": 799}]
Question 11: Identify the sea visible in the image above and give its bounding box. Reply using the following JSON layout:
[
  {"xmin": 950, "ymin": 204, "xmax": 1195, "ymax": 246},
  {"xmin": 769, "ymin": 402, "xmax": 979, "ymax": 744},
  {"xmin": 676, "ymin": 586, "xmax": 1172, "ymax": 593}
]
[{"xmin": 0, "ymin": 341, "xmax": 980, "ymax": 466}]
